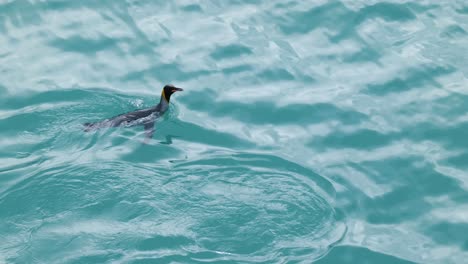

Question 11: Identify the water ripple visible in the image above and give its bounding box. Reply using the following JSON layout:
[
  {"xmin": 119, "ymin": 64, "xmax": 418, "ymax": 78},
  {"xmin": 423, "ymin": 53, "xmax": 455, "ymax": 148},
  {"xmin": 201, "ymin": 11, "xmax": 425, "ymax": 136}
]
[{"xmin": 0, "ymin": 153, "xmax": 345, "ymax": 262}]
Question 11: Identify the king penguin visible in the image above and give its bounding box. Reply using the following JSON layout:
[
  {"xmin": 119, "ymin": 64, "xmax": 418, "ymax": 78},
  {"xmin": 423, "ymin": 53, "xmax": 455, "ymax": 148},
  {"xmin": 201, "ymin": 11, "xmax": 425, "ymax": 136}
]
[{"xmin": 83, "ymin": 84, "xmax": 183, "ymax": 140}]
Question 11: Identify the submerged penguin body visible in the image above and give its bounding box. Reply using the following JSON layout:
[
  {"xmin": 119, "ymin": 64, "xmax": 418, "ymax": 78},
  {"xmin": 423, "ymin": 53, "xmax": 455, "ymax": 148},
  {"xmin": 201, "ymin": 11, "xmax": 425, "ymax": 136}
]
[{"xmin": 83, "ymin": 84, "xmax": 183, "ymax": 139}]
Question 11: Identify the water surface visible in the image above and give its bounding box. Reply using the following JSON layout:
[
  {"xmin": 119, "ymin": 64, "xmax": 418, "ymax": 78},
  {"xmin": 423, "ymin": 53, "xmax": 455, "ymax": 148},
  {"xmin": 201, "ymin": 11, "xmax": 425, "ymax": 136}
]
[{"xmin": 1, "ymin": 1, "xmax": 468, "ymax": 263}]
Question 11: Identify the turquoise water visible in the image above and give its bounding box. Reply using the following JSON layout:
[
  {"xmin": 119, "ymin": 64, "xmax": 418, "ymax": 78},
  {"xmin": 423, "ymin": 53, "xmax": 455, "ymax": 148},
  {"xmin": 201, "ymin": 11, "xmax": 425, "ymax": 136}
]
[{"xmin": 1, "ymin": 0, "xmax": 468, "ymax": 263}]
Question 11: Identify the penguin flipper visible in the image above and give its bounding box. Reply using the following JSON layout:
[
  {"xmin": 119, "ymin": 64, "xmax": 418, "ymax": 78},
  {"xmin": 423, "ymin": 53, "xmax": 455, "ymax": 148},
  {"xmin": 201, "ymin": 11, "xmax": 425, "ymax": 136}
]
[{"xmin": 143, "ymin": 121, "xmax": 155, "ymax": 141}]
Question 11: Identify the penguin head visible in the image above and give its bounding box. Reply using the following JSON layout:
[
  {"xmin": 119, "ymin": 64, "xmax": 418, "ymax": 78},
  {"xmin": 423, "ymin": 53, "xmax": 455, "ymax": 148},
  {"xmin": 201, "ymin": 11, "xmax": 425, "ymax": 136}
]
[{"xmin": 162, "ymin": 84, "xmax": 183, "ymax": 101}]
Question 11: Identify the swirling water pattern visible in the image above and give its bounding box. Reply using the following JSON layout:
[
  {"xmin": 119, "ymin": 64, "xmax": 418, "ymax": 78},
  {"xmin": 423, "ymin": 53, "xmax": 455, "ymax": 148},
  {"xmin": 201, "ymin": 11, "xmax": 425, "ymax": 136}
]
[{"xmin": 1, "ymin": 0, "xmax": 468, "ymax": 263}]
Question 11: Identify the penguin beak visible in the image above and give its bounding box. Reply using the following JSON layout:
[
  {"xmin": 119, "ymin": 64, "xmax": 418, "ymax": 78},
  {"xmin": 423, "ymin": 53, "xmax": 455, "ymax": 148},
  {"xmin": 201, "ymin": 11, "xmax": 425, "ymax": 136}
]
[{"xmin": 171, "ymin": 87, "xmax": 183, "ymax": 92}]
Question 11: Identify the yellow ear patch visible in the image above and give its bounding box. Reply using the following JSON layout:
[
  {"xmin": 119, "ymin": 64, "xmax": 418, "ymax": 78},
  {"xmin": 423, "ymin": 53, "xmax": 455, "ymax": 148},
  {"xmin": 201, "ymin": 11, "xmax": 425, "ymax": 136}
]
[{"xmin": 162, "ymin": 89, "xmax": 168, "ymax": 102}]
